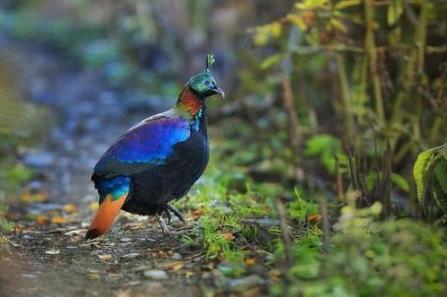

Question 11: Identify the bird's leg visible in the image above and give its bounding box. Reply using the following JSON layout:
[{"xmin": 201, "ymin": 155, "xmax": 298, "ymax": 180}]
[
  {"xmin": 165, "ymin": 207, "xmax": 172, "ymax": 223},
  {"xmin": 167, "ymin": 204, "xmax": 186, "ymax": 224},
  {"xmin": 156, "ymin": 214, "xmax": 171, "ymax": 235}
]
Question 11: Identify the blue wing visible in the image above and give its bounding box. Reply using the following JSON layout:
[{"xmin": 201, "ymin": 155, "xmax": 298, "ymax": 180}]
[{"xmin": 92, "ymin": 116, "xmax": 191, "ymax": 184}]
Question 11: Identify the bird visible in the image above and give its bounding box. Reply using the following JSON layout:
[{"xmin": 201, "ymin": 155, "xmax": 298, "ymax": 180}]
[{"xmin": 85, "ymin": 54, "xmax": 224, "ymax": 239}]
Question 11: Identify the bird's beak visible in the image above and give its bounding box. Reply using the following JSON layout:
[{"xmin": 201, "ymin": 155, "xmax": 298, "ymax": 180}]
[{"xmin": 211, "ymin": 87, "xmax": 225, "ymax": 99}]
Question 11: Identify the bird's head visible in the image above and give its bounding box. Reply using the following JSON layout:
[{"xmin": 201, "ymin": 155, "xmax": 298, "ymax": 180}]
[{"xmin": 187, "ymin": 54, "xmax": 225, "ymax": 99}]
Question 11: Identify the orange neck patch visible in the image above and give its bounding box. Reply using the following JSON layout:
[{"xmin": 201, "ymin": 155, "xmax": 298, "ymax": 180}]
[{"xmin": 177, "ymin": 87, "xmax": 203, "ymax": 116}]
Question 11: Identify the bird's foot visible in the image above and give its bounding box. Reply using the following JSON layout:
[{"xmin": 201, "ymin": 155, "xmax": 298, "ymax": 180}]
[
  {"xmin": 166, "ymin": 204, "xmax": 186, "ymax": 224},
  {"xmin": 156, "ymin": 214, "xmax": 172, "ymax": 235},
  {"xmin": 155, "ymin": 205, "xmax": 186, "ymax": 235}
]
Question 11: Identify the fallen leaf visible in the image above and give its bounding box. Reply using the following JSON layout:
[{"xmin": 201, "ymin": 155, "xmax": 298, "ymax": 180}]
[
  {"xmin": 244, "ymin": 258, "xmax": 256, "ymax": 266},
  {"xmin": 190, "ymin": 208, "xmax": 204, "ymax": 220},
  {"xmin": 307, "ymin": 213, "xmax": 322, "ymax": 223},
  {"xmin": 162, "ymin": 261, "xmax": 184, "ymax": 271},
  {"xmin": 13, "ymin": 225, "xmax": 24, "ymax": 233},
  {"xmin": 20, "ymin": 191, "xmax": 48, "ymax": 203},
  {"xmin": 98, "ymin": 254, "xmax": 112, "ymax": 260},
  {"xmin": 36, "ymin": 214, "xmax": 49, "ymax": 224},
  {"xmin": 89, "ymin": 202, "xmax": 99, "ymax": 210},
  {"xmin": 154, "ymin": 250, "xmax": 167, "ymax": 258},
  {"xmin": 45, "ymin": 248, "xmax": 60, "ymax": 255},
  {"xmin": 184, "ymin": 271, "xmax": 194, "ymax": 278},
  {"xmin": 268, "ymin": 269, "xmax": 281, "ymax": 282},
  {"xmin": 88, "ymin": 273, "xmax": 100, "ymax": 280},
  {"xmin": 63, "ymin": 204, "xmax": 77, "ymax": 213},
  {"xmin": 115, "ymin": 290, "xmax": 131, "ymax": 297},
  {"xmin": 51, "ymin": 216, "xmax": 67, "ymax": 224},
  {"xmin": 222, "ymin": 232, "xmax": 235, "ymax": 241}
]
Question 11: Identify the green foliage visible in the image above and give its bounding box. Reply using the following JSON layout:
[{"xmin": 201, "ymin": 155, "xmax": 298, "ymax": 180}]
[
  {"xmin": 390, "ymin": 173, "xmax": 410, "ymax": 193},
  {"xmin": 4, "ymin": 163, "xmax": 33, "ymax": 188},
  {"xmin": 273, "ymin": 201, "xmax": 447, "ymax": 297},
  {"xmin": 304, "ymin": 134, "xmax": 345, "ymax": 174},
  {"xmin": 201, "ymin": 215, "xmax": 243, "ymax": 261},
  {"xmin": 413, "ymin": 143, "xmax": 447, "ymax": 213},
  {"xmin": 179, "ymin": 135, "xmax": 319, "ymax": 276},
  {"xmin": 414, "ymin": 149, "xmax": 436, "ymax": 200},
  {"xmin": 287, "ymin": 188, "xmax": 319, "ymax": 221},
  {"xmin": 289, "ymin": 229, "xmax": 322, "ymax": 279},
  {"xmin": 253, "ymin": 0, "xmax": 447, "ymax": 212},
  {"xmin": 0, "ymin": 195, "xmax": 13, "ymax": 234}
]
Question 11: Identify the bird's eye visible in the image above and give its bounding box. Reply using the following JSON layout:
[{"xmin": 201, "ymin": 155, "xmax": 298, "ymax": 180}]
[{"xmin": 204, "ymin": 80, "xmax": 210, "ymax": 86}]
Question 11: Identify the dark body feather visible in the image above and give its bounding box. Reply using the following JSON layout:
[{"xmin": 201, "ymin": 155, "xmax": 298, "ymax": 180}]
[{"xmin": 122, "ymin": 113, "xmax": 209, "ymax": 215}]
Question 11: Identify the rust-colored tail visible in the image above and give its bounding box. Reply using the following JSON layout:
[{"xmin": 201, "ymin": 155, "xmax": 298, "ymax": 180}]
[{"xmin": 85, "ymin": 194, "xmax": 127, "ymax": 240}]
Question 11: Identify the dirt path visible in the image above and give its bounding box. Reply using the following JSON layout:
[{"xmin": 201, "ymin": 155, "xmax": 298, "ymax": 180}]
[{"xmin": 0, "ymin": 38, "xmax": 218, "ymax": 297}]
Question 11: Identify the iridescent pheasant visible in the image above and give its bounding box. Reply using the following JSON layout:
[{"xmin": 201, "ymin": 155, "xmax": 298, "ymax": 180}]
[{"xmin": 85, "ymin": 55, "xmax": 224, "ymax": 239}]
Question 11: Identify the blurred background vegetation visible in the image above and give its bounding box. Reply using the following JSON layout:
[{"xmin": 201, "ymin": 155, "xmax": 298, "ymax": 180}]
[{"xmin": 0, "ymin": 0, "xmax": 446, "ymax": 296}]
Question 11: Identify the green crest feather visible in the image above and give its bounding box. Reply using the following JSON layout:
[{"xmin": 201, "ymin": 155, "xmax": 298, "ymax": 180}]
[{"xmin": 206, "ymin": 54, "xmax": 215, "ymax": 72}]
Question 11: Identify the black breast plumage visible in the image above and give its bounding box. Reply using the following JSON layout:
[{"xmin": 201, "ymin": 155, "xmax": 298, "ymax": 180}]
[{"xmin": 122, "ymin": 118, "xmax": 209, "ymax": 215}]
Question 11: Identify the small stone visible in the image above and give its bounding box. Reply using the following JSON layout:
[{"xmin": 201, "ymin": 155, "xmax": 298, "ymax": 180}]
[
  {"xmin": 22, "ymin": 274, "xmax": 36, "ymax": 278},
  {"xmin": 172, "ymin": 253, "xmax": 182, "ymax": 260},
  {"xmin": 98, "ymin": 254, "xmax": 112, "ymax": 260},
  {"xmin": 128, "ymin": 281, "xmax": 141, "ymax": 286},
  {"xmin": 45, "ymin": 248, "xmax": 60, "ymax": 255},
  {"xmin": 28, "ymin": 203, "xmax": 62, "ymax": 214},
  {"xmin": 120, "ymin": 237, "xmax": 132, "ymax": 242},
  {"xmin": 23, "ymin": 152, "xmax": 54, "ymax": 168},
  {"xmin": 27, "ymin": 181, "xmax": 45, "ymax": 192},
  {"xmin": 133, "ymin": 265, "xmax": 151, "ymax": 272},
  {"xmin": 143, "ymin": 270, "xmax": 169, "ymax": 280},
  {"xmin": 228, "ymin": 275, "xmax": 264, "ymax": 292},
  {"xmin": 64, "ymin": 229, "xmax": 86, "ymax": 236},
  {"xmin": 141, "ymin": 281, "xmax": 167, "ymax": 295},
  {"xmin": 121, "ymin": 253, "xmax": 140, "ymax": 259}
]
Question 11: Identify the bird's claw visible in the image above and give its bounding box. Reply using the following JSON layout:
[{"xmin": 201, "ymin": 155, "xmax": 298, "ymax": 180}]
[
  {"xmin": 156, "ymin": 214, "xmax": 172, "ymax": 235},
  {"xmin": 154, "ymin": 205, "xmax": 187, "ymax": 235},
  {"xmin": 166, "ymin": 204, "xmax": 186, "ymax": 224}
]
